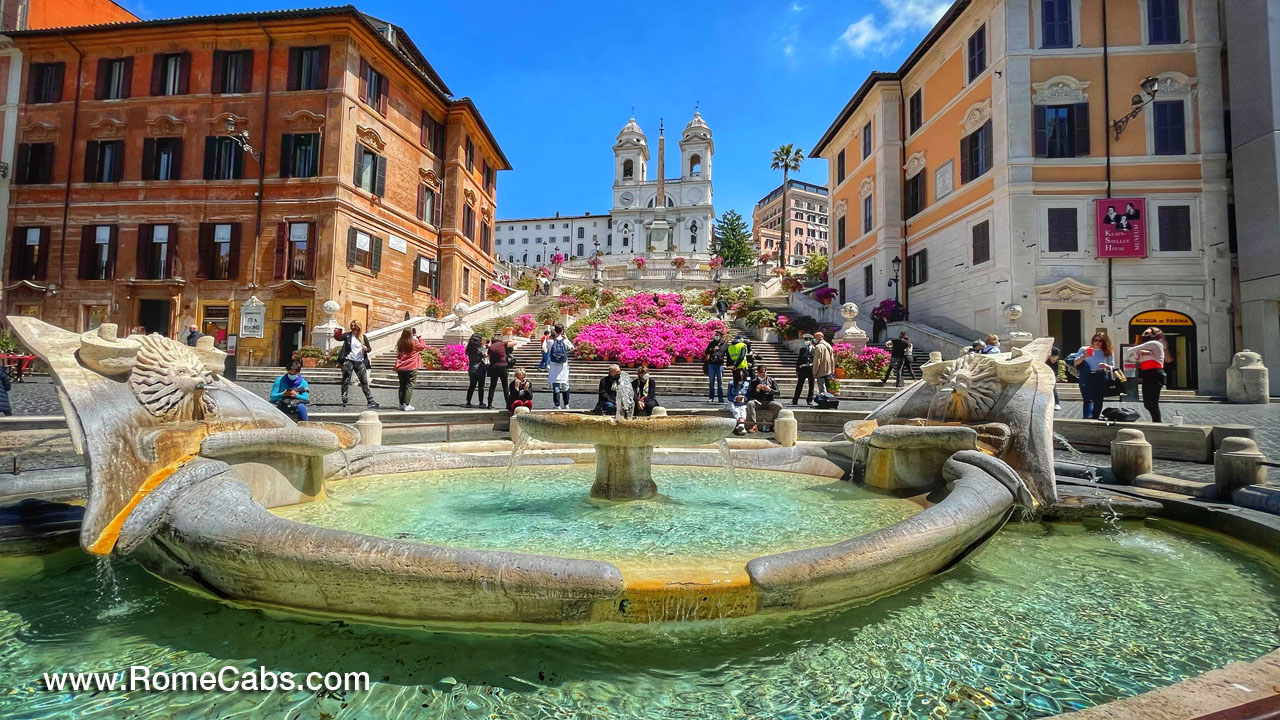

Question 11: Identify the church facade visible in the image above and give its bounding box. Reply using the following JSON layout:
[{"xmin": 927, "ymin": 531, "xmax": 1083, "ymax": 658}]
[{"xmin": 610, "ymin": 112, "xmax": 715, "ymax": 255}]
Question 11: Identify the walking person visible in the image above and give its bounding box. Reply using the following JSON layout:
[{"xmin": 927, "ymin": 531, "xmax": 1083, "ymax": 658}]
[
  {"xmin": 1126, "ymin": 327, "xmax": 1168, "ymax": 423},
  {"xmin": 338, "ymin": 320, "xmax": 378, "ymax": 408},
  {"xmin": 464, "ymin": 333, "xmax": 487, "ymax": 408},
  {"xmin": 791, "ymin": 333, "xmax": 815, "ymax": 406},
  {"xmin": 393, "ymin": 328, "xmax": 427, "ymax": 411},
  {"xmin": 633, "ymin": 365, "xmax": 661, "ymax": 416},
  {"xmin": 703, "ymin": 329, "xmax": 727, "ymax": 403},
  {"xmin": 537, "ymin": 328, "xmax": 552, "ymax": 371},
  {"xmin": 901, "ymin": 333, "xmax": 920, "ymax": 381},
  {"xmin": 879, "ymin": 332, "xmax": 910, "ymax": 388},
  {"xmin": 269, "ymin": 360, "xmax": 310, "ymax": 420},
  {"xmin": 811, "ymin": 331, "xmax": 836, "ymax": 393},
  {"xmin": 1072, "ymin": 333, "xmax": 1115, "ymax": 420},
  {"xmin": 507, "ymin": 368, "xmax": 534, "ymax": 413},
  {"xmin": 714, "ymin": 297, "xmax": 730, "ymax": 321},
  {"xmin": 746, "ymin": 365, "xmax": 782, "ymax": 434},
  {"xmin": 544, "ymin": 323, "xmax": 574, "ymax": 409},
  {"xmin": 486, "ymin": 335, "xmax": 512, "ymax": 409}
]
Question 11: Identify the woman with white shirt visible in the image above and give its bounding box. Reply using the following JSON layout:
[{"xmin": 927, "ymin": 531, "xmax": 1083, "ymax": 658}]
[
  {"xmin": 543, "ymin": 323, "xmax": 574, "ymax": 409},
  {"xmin": 1125, "ymin": 327, "xmax": 1168, "ymax": 423}
]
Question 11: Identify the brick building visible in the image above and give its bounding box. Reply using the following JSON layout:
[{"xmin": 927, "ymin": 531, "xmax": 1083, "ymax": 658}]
[
  {"xmin": 3, "ymin": 6, "xmax": 508, "ymax": 365},
  {"xmin": 751, "ymin": 179, "xmax": 829, "ymax": 264}
]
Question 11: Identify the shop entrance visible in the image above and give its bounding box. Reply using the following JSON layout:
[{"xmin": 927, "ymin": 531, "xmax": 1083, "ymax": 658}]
[
  {"xmin": 278, "ymin": 305, "xmax": 309, "ymax": 365},
  {"xmin": 1047, "ymin": 309, "xmax": 1082, "ymax": 354},
  {"xmin": 137, "ymin": 299, "xmax": 171, "ymax": 336},
  {"xmin": 1128, "ymin": 310, "xmax": 1197, "ymax": 390}
]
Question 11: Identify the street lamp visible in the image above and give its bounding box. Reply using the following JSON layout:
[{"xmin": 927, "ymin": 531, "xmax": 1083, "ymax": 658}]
[
  {"xmin": 1112, "ymin": 76, "xmax": 1160, "ymax": 140},
  {"xmin": 592, "ymin": 236, "xmax": 602, "ymax": 286},
  {"xmin": 223, "ymin": 117, "xmax": 260, "ymax": 161},
  {"xmin": 887, "ymin": 254, "xmax": 903, "ymax": 302}
]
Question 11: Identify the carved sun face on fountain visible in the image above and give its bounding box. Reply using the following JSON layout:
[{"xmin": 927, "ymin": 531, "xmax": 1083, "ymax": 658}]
[
  {"xmin": 127, "ymin": 335, "xmax": 217, "ymax": 421},
  {"xmin": 933, "ymin": 354, "xmax": 1000, "ymax": 421}
]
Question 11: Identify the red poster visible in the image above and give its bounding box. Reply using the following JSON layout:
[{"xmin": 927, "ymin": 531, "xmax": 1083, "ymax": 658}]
[{"xmin": 1095, "ymin": 198, "xmax": 1147, "ymax": 258}]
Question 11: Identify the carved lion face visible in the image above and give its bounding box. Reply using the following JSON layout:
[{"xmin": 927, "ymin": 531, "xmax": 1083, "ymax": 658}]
[
  {"xmin": 127, "ymin": 335, "xmax": 217, "ymax": 421},
  {"xmin": 933, "ymin": 354, "xmax": 1000, "ymax": 421}
]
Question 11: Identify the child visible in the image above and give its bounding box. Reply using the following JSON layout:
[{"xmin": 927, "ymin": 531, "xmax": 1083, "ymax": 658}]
[{"xmin": 727, "ymin": 367, "xmax": 749, "ymax": 436}]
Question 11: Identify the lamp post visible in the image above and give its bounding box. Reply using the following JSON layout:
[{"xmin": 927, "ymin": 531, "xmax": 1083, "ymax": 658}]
[
  {"xmin": 887, "ymin": 254, "xmax": 903, "ymax": 304},
  {"xmin": 592, "ymin": 236, "xmax": 602, "ymax": 286},
  {"xmin": 1112, "ymin": 76, "xmax": 1160, "ymax": 140},
  {"xmin": 223, "ymin": 117, "xmax": 260, "ymax": 161}
]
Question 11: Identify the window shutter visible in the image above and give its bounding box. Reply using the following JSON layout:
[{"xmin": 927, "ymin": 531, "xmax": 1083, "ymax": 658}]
[
  {"xmin": 107, "ymin": 225, "xmax": 118, "ymax": 278},
  {"xmin": 166, "ymin": 224, "xmax": 178, "ymax": 278},
  {"xmin": 374, "ymin": 154, "xmax": 387, "ymax": 197},
  {"xmin": 25, "ymin": 67, "xmax": 37, "ymax": 103},
  {"xmin": 94, "ymin": 59, "xmax": 108, "ymax": 100},
  {"xmin": 203, "ymin": 136, "xmax": 217, "ymax": 180},
  {"xmin": 372, "ymin": 235, "xmax": 383, "ymax": 273},
  {"xmin": 982, "ymin": 121, "xmax": 993, "ymax": 172},
  {"xmin": 432, "ymin": 188, "xmax": 442, "ymax": 227},
  {"xmin": 315, "ymin": 46, "xmax": 329, "ymax": 89},
  {"xmin": 136, "ymin": 224, "xmax": 151, "ymax": 278},
  {"xmin": 280, "ymin": 134, "xmax": 294, "ymax": 178},
  {"xmin": 921, "ymin": 250, "xmax": 928, "ymax": 284},
  {"xmin": 959, "ymin": 135, "xmax": 972, "ymax": 182},
  {"xmin": 232, "ymin": 143, "xmax": 244, "ymax": 180},
  {"xmin": 420, "ymin": 110, "xmax": 429, "ymax": 145},
  {"xmin": 112, "ymin": 141, "xmax": 125, "ymax": 181},
  {"xmin": 7, "ymin": 231, "xmax": 19, "ymax": 280},
  {"xmin": 346, "ymin": 226, "xmax": 358, "ymax": 265},
  {"xmin": 16, "ymin": 144, "xmax": 30, "ymax": 182},
  {"xmin": 171, "ymin": 138, "xmax": 184, "ymax": 181},
  {"xmin": 1034, "ymin": 105, "xmax": 1048, "ymax": 158},
  {"xmin": 78, "ymin": 225, "xmax": 94, "ymax": 279},
  {"xmin": 286, "ymin": 47, "xmax": 300, "ymax": 91},
  {"xmin": 377, "ymin": 77, "xmax": 388, "ymax": 115},
  {"xmin": 239, "ymin": 50, "xmax": 253, "ymax": 93},
  {"xmin": 196, "ymin": 223, "xmax": 212, "ymax": 279},
  {"xmin": 34, "ymin": 229, "xmax": 49, "ymax": 280},
  {"xmin": 176, "ymin": 52, "xmax": 190, "ymax": 94},
  {"xmin": 211, "ymin": 50, "xmax": 225, "ymax": 94},
  {"xmin": 141, "ymin": 137, "xmax": 155, "ymax": 181},
  {"xmin": 84, "ymin": 142, "xmax": 99, "ymax": 183},
  {"xmin": 358, "ymin": 58, "xmax": 368, "ymax": 103},
  {"xmin": 120, "ymin": 58, "xmax": 133, "ymax": 99},
  {"xmin": 228, "ymin": 223, "xmax": 241, "ymax": 280},
  {"xmin": 149, "ymin": 53, "xmax": 164, "ymax": 95},
  {"xmin": 433, "ymin": 117, "xmax": 445, "ymax": 157},
  {"xmin": 274, "ymin": 222, "xmax": 287, "ymax": 278},
  {"xmin": 304, "ymin": 223, "xmax": 317, "ymax": 279},
  {"xmin": 416, "ymin": 184, "xmax": 425, "ymax": 220},
  {"xmin": 352, "ymin": 144, "xmax": 363, "ymax": 187},
  {"xmin": 1073, "ymin": 103, "xmax": 1090, "ymax": 156}
]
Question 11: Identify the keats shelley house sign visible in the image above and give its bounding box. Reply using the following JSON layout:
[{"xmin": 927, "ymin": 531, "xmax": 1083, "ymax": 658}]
[{"xmin": 1095, "ymin": 198, "xmax": 1147, "ymax": 258}]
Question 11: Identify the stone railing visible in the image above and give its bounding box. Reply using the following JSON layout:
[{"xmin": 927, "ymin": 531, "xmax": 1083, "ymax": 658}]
[
  {"xmin": 365, "ymin": 291, "xmax": 530, "ymax": 356},
  {"xmin": 789, "ymin": 291, "xmax": 844, "ymax": 327},
  {"xmin": 884, "ymin": 320, "xmax": 972, "ymax": 358},
  {"xmin": 548, "ymin": 264, "xmax": 770, "ymax": 291}
]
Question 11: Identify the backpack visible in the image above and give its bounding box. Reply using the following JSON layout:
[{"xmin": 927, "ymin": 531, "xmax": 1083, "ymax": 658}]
[
  {"xmin": 549, "ymin": 338, "xmax": 568, "ymax": 364},
  {"xmin": 814, "ymin": 393, "xmax": 840, "ymax": 409},
  {"xmin": 1101, "ymin": 407, "xmax": 1140, "ymax": 423}
]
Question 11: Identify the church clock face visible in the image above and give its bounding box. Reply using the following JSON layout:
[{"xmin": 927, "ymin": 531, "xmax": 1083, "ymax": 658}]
[
  {"xmin": 686, "ymin": 188, "xmax": 703, "ymax": 204},
  {"xmin": 619, "ymin": 192, "xmax": 634, "ymax": 207}
]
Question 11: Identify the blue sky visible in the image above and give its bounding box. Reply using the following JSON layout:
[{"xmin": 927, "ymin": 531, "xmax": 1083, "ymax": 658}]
[{"xmin": 120, "ymin": 0, "xmax": 950, "ymax": 223}]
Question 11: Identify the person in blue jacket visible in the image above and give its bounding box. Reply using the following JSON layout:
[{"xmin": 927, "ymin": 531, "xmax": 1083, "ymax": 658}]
[{"xmin": 270, "ymin": 360, "xmax": 310, "ymax": 420}]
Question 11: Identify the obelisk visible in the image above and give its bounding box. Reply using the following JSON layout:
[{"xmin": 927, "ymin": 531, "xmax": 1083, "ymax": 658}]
[{"xmin": 647, "ymin": 118, "xmax": 673, "ymax": 251}]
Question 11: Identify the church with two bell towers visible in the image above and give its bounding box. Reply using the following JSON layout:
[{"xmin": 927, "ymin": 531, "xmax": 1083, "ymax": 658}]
[{"xmin": 610, "ymin": 111, "xmax": 715, "ymax": 254}]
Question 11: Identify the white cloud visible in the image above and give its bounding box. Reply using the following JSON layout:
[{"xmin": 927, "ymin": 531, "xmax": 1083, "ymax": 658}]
[
  {"xmin": 790, "ymin": 1, "xmax": 806, "ymax": 11},
  {"xmin": 839, "ymin": 14, "xmax": 894, "ymax": 55},
  {"xmin": 836, "ymin": 0, "xmax": 951, "ymax": 56}
]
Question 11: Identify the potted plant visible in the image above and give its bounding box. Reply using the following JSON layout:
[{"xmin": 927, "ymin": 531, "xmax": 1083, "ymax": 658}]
[
  {"xmin": 745, "ymin": 309, "xmax": 777, "ymax": 329},
  {"xmin": 633, "ymin": 256, "xmax": 648, "ymax": 269},
  {"xmin": 671, "ymin": 256, "xmax": 688, "ymax": 270},
  {"xmin": 486, "ymin": 286, "xmax": 509, "ymax": 303},
  {"xmin": 708, "ymin": 256, "xmax": 724, "ymax": 270},
  {"xmin": 781, "ymin": 275, "xmax": 804, "ymax": 293},
  {"xmin": 419, "ymin": 346, "xmax": 443, "ymax": 370},
  {"xmin": 827, "ymin": 378, "xmax": 842, "ymax": 394},
  {"xmin": 293, "ymin": 345, "xmax": 325, "ymax": 368},
  {"xmin": 424, "ymin": 297, "xmax": 448, "ymax": 319},
  {"xmin": 814, "ymin": 286, "xmax": 838, "ymax": 306}
]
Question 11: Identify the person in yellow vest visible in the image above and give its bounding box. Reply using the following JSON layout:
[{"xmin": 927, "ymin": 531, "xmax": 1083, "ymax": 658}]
[{"xmin": 725, "ymin": 335, "xmax": 750, "ymax": 371}]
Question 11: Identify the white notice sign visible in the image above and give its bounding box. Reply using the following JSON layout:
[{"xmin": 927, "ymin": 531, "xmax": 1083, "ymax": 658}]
[
  {"xmin": 389, "ymin": 235, "xmax": 407, "ymax": 253},
  {"xmin": 239, "ymin": 303, "xmax": 266, "ymax": 338}
]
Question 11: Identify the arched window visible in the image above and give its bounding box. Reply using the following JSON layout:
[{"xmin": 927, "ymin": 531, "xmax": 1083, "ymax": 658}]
[
  {"xmin": 577, "ymin": 227, "xmax": 585, "ymax": 239},
  {"xmin": 508, "ymin": 254, "xmax": 514, "ymax": 262},
  {"xmin": 535, "ymin": 253, "xmax": 541, "ymax": 263},
  {"xmin": 689, "ymin": 154, "xmax": 702, "ymax": 176},
  {"xmin": 577, "ymin": 243, "xmax": 584, "ymax": 256},
  {"xmin": 689, "ymin": 221, "xmax": 698, "ymax": 249},
  {"xmin": 522, "ymin": 252, "xmax": 528, "ymax": 264},
  {"xmin": 622, "ymin": 159, "xmax": 634, "ymax": 179}
]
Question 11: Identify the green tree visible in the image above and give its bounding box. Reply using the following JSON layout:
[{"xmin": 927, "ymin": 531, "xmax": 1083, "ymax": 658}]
[
  {"xmin": 713, "ymin": 209, "xmax": 755, "ymax": 267},
  {"xmin": 770, "ymin": 143, "xmax": 805, "ymax": 263}
]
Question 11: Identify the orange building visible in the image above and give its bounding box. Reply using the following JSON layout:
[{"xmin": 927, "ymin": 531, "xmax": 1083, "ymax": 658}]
[
  {"xmin": 813, "ymin": 0, "xmax": 1232, "ymax": 392},
  {"xmin": 2, "ymin": 7, "xmax": 509, "ymax": 365}
]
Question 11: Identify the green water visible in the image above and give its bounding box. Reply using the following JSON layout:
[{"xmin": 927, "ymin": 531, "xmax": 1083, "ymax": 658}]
[
  {"xmin": 1, "ymin": 520, "xmax": 1278, "ymax": 719},
  {"xmin": 274, "ymin": 466, "xmax": 924, "ymax": 566}
]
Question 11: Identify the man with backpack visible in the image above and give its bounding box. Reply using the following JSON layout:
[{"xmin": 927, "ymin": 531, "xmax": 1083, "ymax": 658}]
[
  {"xmin": 703, "ymin": 329, "xmax": 727, "ymax": 403},
  {"xmin": 543, "ymin": 323, "xmax": 574, "ymax": 409}
]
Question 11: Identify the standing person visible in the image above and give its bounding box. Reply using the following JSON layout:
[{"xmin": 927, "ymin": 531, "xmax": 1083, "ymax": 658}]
[
  {"xmin": 594, "ymin": 364, "xmax": 622, "ymax": 415},
  {"xmin": 183, "ymin": 323, "xmax": 202, "ymax": 347},
  {"xmin": 537, "ymin": 328, "xmax": 552, "ymax": 371},
  {"xmin": 980, "ymin": 334, "xmax": 1002, "ymax": 354},
  {"xmin": 792, "ymin": 333, "xmax": 815, "ymax": 406},
  {"xmin": 633, "ymin": 365, "xmax": 660, "ymax": 416},
  {"xmin": 464, "ymin": 333, "xmax": 487, "ymax": 408},
  {"xmin": 725, "ymin": 334, "xmax": 750, "ymax": 373},
  {"xmin": 746, "ymin": 365, "xmax": 782, "ymax": 434},
  {"xmin": 714, "ymin": 296, "xmax": 730, "ymax": 321},
  {"xmin": 901, "ymin": 333, "xmax": 920, "ymax": 381},
  {"xmin": 507, "ymin": 368, "xmax": 534, "ymax": 413},
  {"xmin": 338, "ymin": 320, "xmax": 377, "ymax": 409},
  {"xmin": 703, "ymin": 329, "xmax": 727, "ymax": 404},
  {"xmin": 544, "ymin": 323, "xmax": 574, "ymax": 409},
  {"xmin": 811, "ymin": 331, "xmax": 835, "ymax": 392},
  {"xmin": 1126, "ymin": 327, "xmax": 1168, "ymax": 423},
  {"xmin": 393, "ymin": 328, "xmax": 427, "ymax": 411},
  {"xmin": 879, "ymin": 332, "xmax": 910, "ymax": 388},
  {"xmin": 486, "ymin": 336, "xmax": 512, "ymax": 409},
  {"xmin": 1072, "ymin": 333, "xmax": 1115, "ymax": 420},
  {"xmin": 269, "ymin": 361, "xmax": 310, "ymax": 420},
  {"xmin": 0, "ymin": 365, "xmax": 10, "ymax": 417},
  {"xmin": 1047, "ymin": 346, "xmax": 1063, "ymax": 411},
  {"xmin": 727, "ymin": 367, "xmax": 749, "ymax": 435}
]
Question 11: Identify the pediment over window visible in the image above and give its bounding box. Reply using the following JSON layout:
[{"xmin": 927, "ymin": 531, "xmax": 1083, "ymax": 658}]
[
  {"xmin": 146, "ymin": 114, "xmax": 184, "ymax": 137},
  {"xmin": 209, "ymin": 112, "xmax": 249, "ymax": 135},
  {"xmin": 90, "ymin": 118, "xmax": 126, "ymax": 140},
  {"xmin": 1155, "ymin": 72, "xmax": 1197, "ymax": 98},
  {"xmin": 356, "ymin": 125, "xmax": 385, "ymax": 152},
  {"xmin": 960, "ymin": 99, "xmax": 992, "ymax": 135},
  {"xmin": 284, "ymin": 109, "xmax": 325, "ymax": 133},
  {"xmin": 860, "ymin": 176, "xmax": 875, "ymax": 197},
  {"xmin": 420, "ymin": 168, "xmax": 441, "ymax": 188},
  {"xmin": 22, "ymin": 122, "xmax": 57, "ymax": 142},
  {"xmin": 1032, "ymin": 75, "xmax": 1091, "ymax": 105},
  {"xmin": 1036, "ymin": 277, "xmax": 1098, "ymax": 303},
  {"xmin": 904, "ymin": 151, "xmax": 926, "ymax": 179}
]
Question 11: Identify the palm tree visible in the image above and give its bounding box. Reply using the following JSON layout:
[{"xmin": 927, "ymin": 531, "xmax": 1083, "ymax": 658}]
[{"xmin": 771, "ymin": 144, "xmax": 805, "ymax": 266}]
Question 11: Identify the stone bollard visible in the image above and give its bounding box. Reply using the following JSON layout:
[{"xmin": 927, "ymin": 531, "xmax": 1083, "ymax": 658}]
[
  {"xmin": 1212, "ymin": 424, "xmax": 1256, "ymax": 452},
  {"xmin": 510, "ymin": 406, "xmax": 529, "ymax": 443},
  {"xmin": 355, "ymin": 410, "xmax": 383, "ymax": 446},
  {"xmin": 1110, "ymin": 428, "xmax": 1153, "ymax": 485},
  {"xmin": 1214, "ymin": 436, "xmax": 1267, "ymax": 500},
  {"xmin": 1226, "ymin": 350, "xmax": 1270, "ymax": 404},
  {"xmin": 775, "ymin": 409, "xmax": 798, "ymax": 448},
  {"xmin": 650, "ymin": 407, "xmax": 668, "ymax": 417}
]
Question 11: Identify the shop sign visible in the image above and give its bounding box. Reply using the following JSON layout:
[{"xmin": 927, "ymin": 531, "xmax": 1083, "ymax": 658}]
[
  {"xmin": 239, "ymin": 296, "xmax": 266, "ymax": 338},
  {"xmin": 1095, "ymin": 198, "xmax": 1147, "ymax": 258},
  {"xmin": 1130, "ymin": 310, "xmax": 1193, "ymax": 326}
]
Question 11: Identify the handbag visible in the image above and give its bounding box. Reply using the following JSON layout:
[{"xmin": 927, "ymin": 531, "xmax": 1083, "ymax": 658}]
[{"xmin": 1105, "ymin": 369, "xmax": 1127, "ymax": 397}]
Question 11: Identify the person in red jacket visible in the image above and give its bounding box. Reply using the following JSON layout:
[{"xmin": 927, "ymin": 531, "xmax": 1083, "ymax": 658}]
[{"xmin": 393, "ymin": 328, "xmax": 427, "ymax": 411}]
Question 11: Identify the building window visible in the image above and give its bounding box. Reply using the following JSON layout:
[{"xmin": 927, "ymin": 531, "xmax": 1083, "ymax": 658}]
[
  {"xmin": 1148, "ymin": 0, "xmax": 1181, "ymax": 44},
  {"xmin": 906, "ymin": 249, "xmax": 928, "ymax": 288},
  {"xmin": 15, "ymin": 143, "xmax": 55, "ymax": 184},
  {"xmin": 1153, "ymin": 100, "xmax": 1187, "ymax": 155},
  {"xmin": 960, "ymin": 120, "xmax": 993, "ymax": 183},
  {"xmin": 971, "ymin": 221, "xmax": 991, "ymax": 265},
  {"xmin": 212, "ymin": 50, "xmax": 253, "ymax": 94},
  {"xmin": 483, "ymin": 161, "xmax": 495, "ymax": 193},
  {"xmin": 863, "ymin": 195, "xmax": 873, "ymax": 234},
  {"xmin": 84, "ymin": 140, "xmax": 124, "ymax": 183},
  {"xmin": 836, "ymin": 215, "xmax": 846, "ymax": 250},
  {"xmin": 413, "ymin": 254, "xmax": 433, "ymax": 290},
  {"xmin": 1046, "ymin": 208, "xmax": 1078, "ymax": 252},
  {"xmin": 863, "ymin": 264, "xmax": 874, "ymax": 296},
  {"xmin": 346, "ymin": 227, "xmax": 381, "ymax": 272},
  {"xmin": 150, "ymin": 52, "xmax": 189, "ymax": 96},
  {"xmin": 462, "ymin": 267, "xmax": 472, "ymax": 296},
  {"xmin": 203, "ymin": 136, "xmax": 244, "ymax": 180},
  {"xmin": 836, "ymin": 149, "xmax": 846, "ymax": 184},
  {"xmin": 9, "ymin": 227, "xmax": 48, "ymax": 281},
  {"xmin": 142, "ymin": 137, "xmax": 182, "ymax": 181},
  {"xmin": 79, "ymin": 225, "xmax": 116, "ymax": 280},
  {"xmin": 1042, "ymin": 0, "xmax": 1072, "ymax": 48},
  {"xmin": 287, "ymin": 46, "xmax": 328, "ymax": 90},
  {"xmin": 908, "ymin": 90, "xmax": 923, "ymax": 134},
  {"xmin": 690, "ymin": 221, "xmax": 698, "ymax": 249},
  {"xmin": 463, "ymin": 204, "xmax": 476, "ymax": 241},
  {"xmin": 861, "ymin": 122, "xmax": 872, "ymax": 159},
  {"xmin": 27, "ymin": 62, "xmax": 64, "ymax": 104},
  {"xmin": 358, "ymin": 59, "xmax": 388, "ymax": 114},
  {"xmin": 353, "ymin": 143, "xmax": 386, "ymax": 195},
  {"xmin": 1035, "ymin": 104, "xmax": 1090, "ymax": 158},
  {"xmin": 905, "ymin": 172, "xmax": 926, "ymax": 218},
  {"xmin": 139, "ymin": 224, "xmax": 174, "ymax": 280},
  {"xmin": 201, "ymin": 223, "xmax": 237, "ymax": 280},
  {"xmin": 417, "ymin": 184, "xmax": 442, "ymax": 226},
  {"xmin": 622, "ymin": 158, "xmax": 634, "ymax": 179},
  {"xmin": 466, "ymin": 138, "xmax": 475, "ymax": 172},
  {"xmin": 280, "ymin": 133, "xmax": 320, "ymax": 178},
  {"xmin": 280, "ymin": 222, "xmax": 311, "ymax": 279},
  {"xmin": 95, "ymin": 58, "xmax": 132, "ymax": 100},
  {"xmin": 481, "ymin": 221, "xmax": 492, "ymax": 254},
  {"xmin": 967, "ymin": 25, "xmax": 986, "ymax": 83},
  {"xmin": 1157, "ymin": 205, "xmax": 1192, "ymax": 251}
]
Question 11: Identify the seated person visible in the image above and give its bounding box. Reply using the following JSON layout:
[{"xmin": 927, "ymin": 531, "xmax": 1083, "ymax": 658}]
[
  {"xmin": 632, "ymin": 365, "xmax": 661, "ymax": 416},
  {"xmin": 746, "ymin": 365, "xmax": 782, "ymax": 434},
  {"xmin": 594, "ymin": 364, "xmax": 622, "ymax": 415},
  {"xmin": 727, "ymin": 367, "xmax": 749, "ymax": 436},
  {"xmin": 270, "ymin": 361, "xmax": 310, "ymax": 420},
  {"xmin": 508, "ymin": 368, "xmax": 534, "ymax": 413}
]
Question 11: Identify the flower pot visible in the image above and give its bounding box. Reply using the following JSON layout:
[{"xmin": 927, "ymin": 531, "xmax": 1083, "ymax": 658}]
[
  {"xmin": 301, "ymin": 357, "xmax": 318, "ymax": 368},
  {"xmin": 821, "ymin": 298, "xmax": 833, "ymax": 306},
  {"xmin": 834, "ymin": 367, "xmax": 847, "ymax": 379}
]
